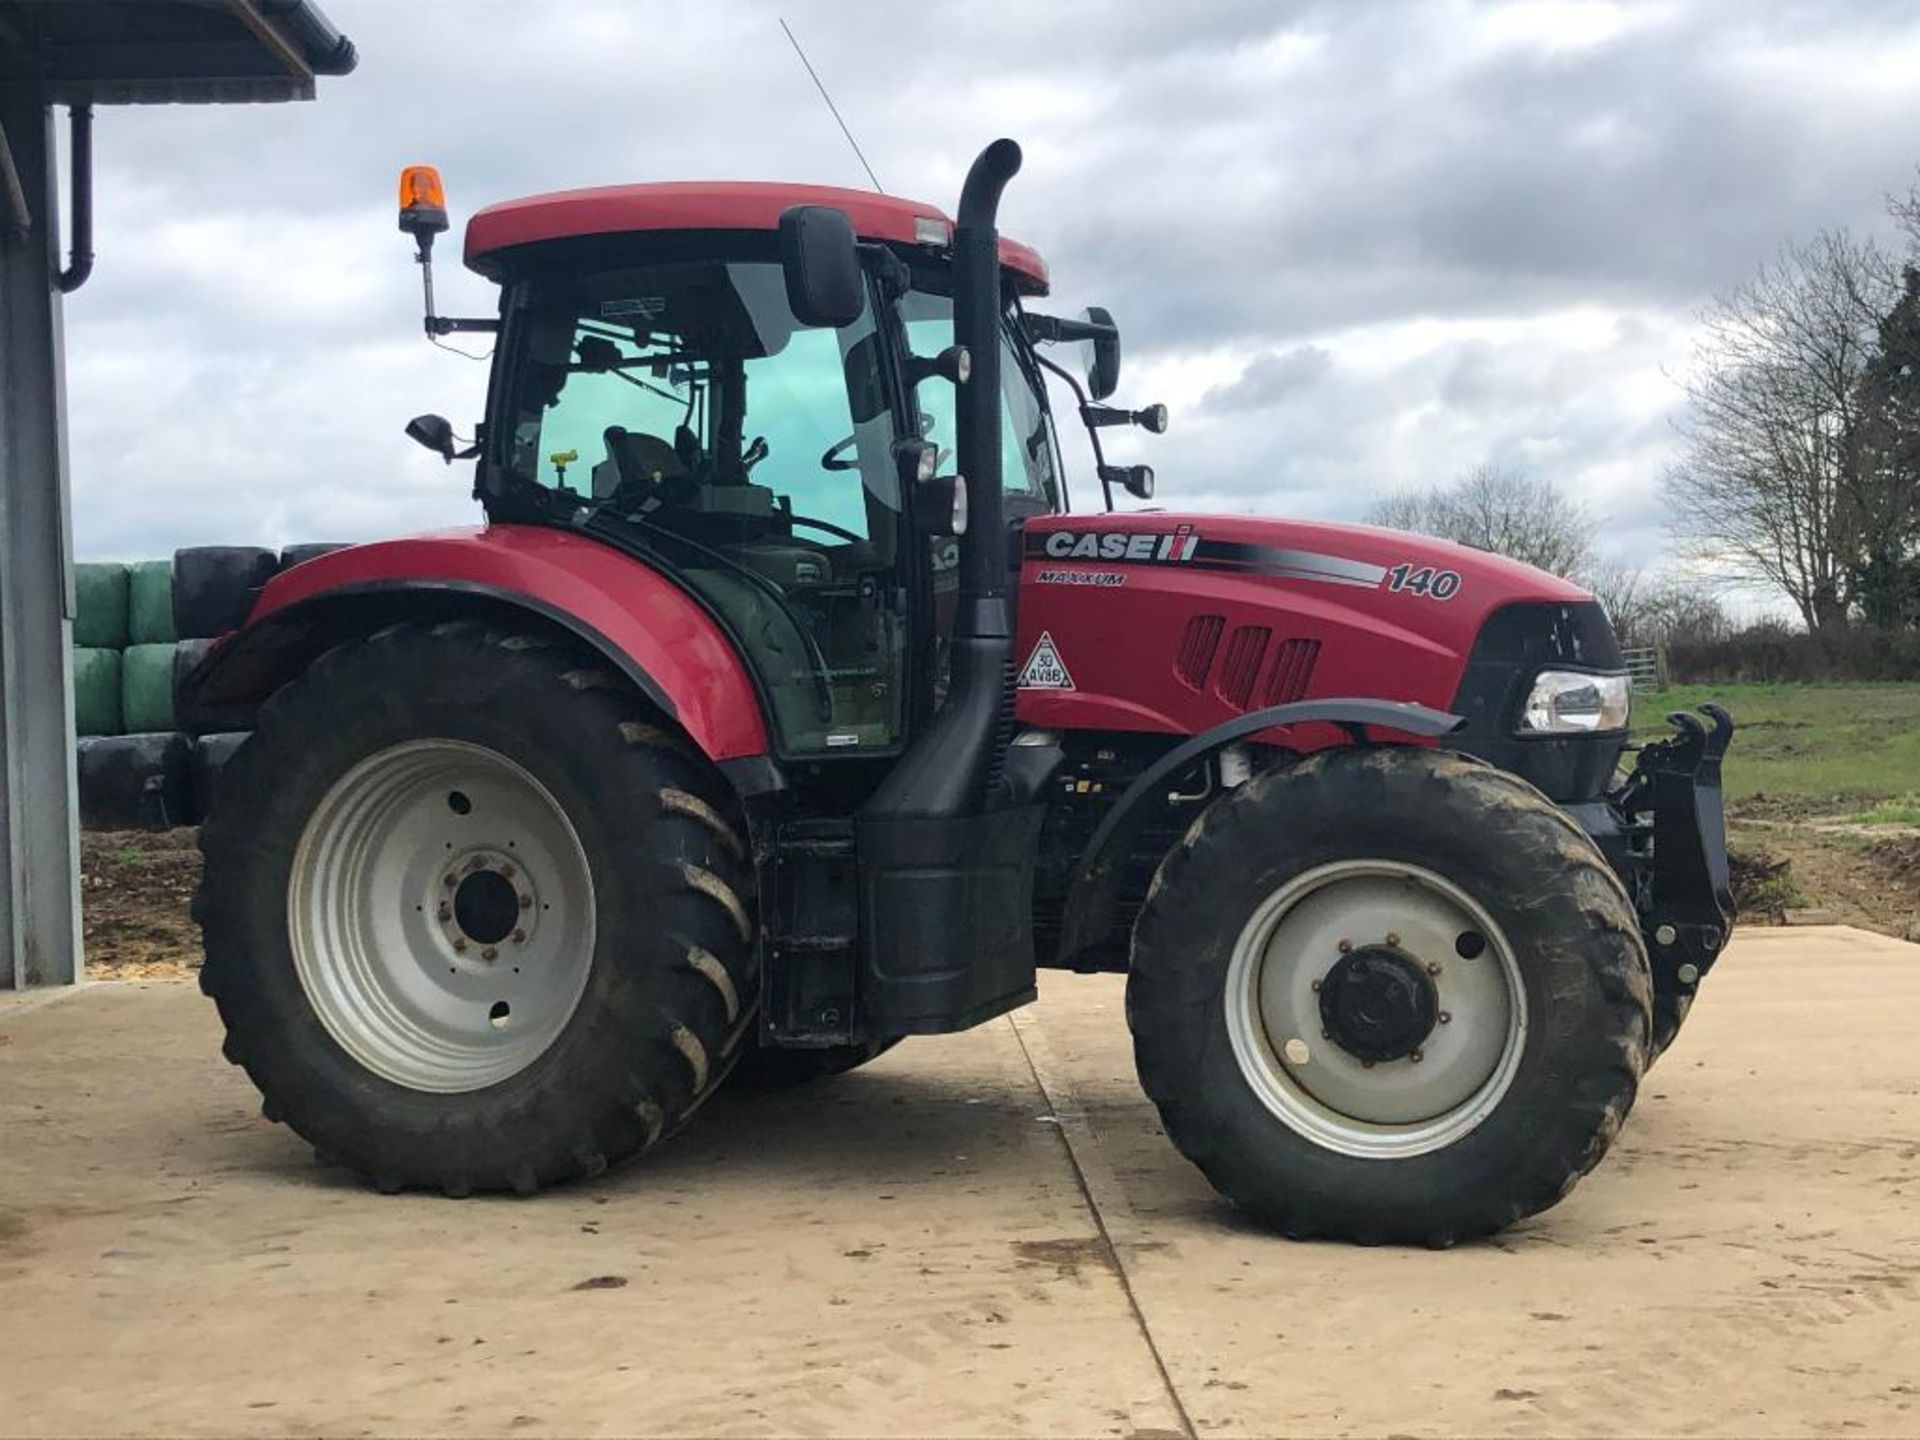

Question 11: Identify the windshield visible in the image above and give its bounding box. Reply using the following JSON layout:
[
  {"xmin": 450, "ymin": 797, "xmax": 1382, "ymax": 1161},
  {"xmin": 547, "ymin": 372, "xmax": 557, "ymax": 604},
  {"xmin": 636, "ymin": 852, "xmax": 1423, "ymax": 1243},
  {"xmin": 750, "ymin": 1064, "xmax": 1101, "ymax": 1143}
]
[
  {"xmin": 897, "ymin": 289, "xmax": 1061, "ymax": 508},
  {"xmin": 502, "ymin": 261, "xmax": 898, "ymax": 539}
]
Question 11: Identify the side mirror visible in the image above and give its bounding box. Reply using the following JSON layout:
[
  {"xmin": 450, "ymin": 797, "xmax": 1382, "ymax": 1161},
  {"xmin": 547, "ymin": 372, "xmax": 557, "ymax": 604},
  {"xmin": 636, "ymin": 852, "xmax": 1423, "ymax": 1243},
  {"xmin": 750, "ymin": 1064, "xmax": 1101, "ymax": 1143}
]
[
  {"xmin": 406, "ymin": 413, "xmax": 456, "ymax": 463},
  {"xmin": 896, "ymin": 439, "xmax": 968, "ymax": 535},
  {"xmin": 1084, "ymin": 304, "xmax": 1121, "ymax": 401},
  {"xmin": 1100, "ymin": 463, "xmax": 1154, "ymax": 501},
  {"xmin": 779, "ymin": 205, "xmax": 865, "ymax": 328}
]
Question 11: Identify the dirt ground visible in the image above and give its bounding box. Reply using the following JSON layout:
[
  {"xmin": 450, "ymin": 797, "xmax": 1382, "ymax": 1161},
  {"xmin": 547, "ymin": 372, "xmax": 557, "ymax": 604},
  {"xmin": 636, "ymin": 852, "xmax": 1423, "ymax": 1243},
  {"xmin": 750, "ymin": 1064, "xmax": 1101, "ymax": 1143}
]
[
  {"xmin": 4, "ymin": 928, "xmax": 1918, "ymax": 1437},
  {"xmin": 78, "ymin": 821, "xmax": 1920, "ymax": 987},
  {"xmin": 81, "ymin": 829, "xmax": 201, "ymax": 980}
]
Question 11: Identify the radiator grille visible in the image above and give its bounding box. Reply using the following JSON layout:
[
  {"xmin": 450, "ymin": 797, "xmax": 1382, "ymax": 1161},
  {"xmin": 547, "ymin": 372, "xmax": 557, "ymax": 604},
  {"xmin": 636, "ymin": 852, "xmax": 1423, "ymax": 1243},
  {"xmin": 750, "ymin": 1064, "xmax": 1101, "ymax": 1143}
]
[
  {"xmin": 1213, "ymin": 626, "xmax": 1272, "ymax": 709},
  {"xmin": 1263, "ymin": 637, "xmax": 1321, "ymax": 706},
  {"xmin": 1174, "ymin": 614, "xmax": 1226, "ymax": 690}
]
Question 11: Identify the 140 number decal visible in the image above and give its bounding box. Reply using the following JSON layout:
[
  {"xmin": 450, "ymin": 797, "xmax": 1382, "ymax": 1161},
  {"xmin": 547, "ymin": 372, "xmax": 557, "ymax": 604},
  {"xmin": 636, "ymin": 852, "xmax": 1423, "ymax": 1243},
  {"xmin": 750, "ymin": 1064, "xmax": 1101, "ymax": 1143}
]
[{"xmin": 1384, "ymin": 563, "xmax": 1461, "ymax": 601}]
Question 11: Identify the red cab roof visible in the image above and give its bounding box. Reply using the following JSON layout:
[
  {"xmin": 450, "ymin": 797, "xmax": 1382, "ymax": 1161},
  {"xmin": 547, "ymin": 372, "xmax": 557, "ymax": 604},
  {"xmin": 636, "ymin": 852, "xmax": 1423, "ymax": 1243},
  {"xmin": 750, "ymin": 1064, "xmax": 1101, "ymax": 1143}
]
[{"xmin": 463, "ymin": 181, "xmax": 1049, "ymax": 294}]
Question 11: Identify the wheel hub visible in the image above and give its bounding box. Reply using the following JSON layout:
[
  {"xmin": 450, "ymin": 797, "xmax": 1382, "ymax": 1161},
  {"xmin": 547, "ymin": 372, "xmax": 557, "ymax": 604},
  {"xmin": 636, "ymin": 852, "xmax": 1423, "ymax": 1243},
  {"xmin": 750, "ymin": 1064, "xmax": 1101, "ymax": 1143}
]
[
  {"xmin": 288, "ymin": 739, "xmax": 594, "ymax": 1094},
  {"xmin": 1318, "ymin": 945, "xmax": 1438, "ymax": 1063},
  {"xmin": 1224, "ymin": 861, "xmax": 1528, "ymax": 1157}
]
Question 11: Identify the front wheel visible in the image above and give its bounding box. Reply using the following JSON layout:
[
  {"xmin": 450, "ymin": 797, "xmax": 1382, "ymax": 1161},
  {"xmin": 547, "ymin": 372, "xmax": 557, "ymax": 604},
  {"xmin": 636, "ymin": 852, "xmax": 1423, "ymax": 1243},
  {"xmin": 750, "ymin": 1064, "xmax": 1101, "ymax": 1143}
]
[{"xmin": 1128, "ymin": 747, "xmax": 1651, "ymax": 1245}]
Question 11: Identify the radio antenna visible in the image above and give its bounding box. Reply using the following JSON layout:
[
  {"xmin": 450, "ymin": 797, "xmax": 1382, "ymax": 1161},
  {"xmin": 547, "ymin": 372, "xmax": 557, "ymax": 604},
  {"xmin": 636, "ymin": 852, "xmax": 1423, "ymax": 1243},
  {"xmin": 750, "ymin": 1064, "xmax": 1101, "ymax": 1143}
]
[{"xmin": 779, "ymin": 17, "xmax": 884, "ymax": 193}]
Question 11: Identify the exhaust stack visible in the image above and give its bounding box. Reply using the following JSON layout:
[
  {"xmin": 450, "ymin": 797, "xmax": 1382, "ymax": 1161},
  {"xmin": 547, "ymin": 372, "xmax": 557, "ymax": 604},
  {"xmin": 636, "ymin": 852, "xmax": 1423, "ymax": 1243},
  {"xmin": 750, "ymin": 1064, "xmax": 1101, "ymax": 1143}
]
[{"xmin": 864, "ymin": 138, "xmax": 1023, "ymax": 820}]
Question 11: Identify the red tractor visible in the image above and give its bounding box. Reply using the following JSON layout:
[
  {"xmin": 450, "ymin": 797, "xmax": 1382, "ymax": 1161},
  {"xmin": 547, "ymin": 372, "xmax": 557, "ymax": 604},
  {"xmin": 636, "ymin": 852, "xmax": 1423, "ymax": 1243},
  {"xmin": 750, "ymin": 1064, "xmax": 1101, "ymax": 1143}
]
[{"xmin": 184, "ymin": 141, "xmax": 1732, "ymax": 1244}]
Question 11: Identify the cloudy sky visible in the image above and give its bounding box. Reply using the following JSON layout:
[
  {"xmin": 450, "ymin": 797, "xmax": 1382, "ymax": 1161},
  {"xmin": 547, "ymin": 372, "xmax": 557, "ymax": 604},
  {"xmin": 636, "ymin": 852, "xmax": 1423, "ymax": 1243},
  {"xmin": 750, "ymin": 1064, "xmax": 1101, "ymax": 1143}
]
[{"xmin": 60, "ymin": 0, "xmax": 1920, "ymax": 575}]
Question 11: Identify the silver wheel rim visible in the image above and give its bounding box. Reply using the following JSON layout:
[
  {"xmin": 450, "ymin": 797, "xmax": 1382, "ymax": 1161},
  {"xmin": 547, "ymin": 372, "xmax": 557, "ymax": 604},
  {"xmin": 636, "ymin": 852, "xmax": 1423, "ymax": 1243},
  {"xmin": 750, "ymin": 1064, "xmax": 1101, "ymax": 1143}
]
[
  {"xmin": 289, "ymin": 739, "xmax": 596, "ymax": 1094},
  {"xmin": 1224, "ymin": 859, "xmax": 1526, "ymax": 1159}
]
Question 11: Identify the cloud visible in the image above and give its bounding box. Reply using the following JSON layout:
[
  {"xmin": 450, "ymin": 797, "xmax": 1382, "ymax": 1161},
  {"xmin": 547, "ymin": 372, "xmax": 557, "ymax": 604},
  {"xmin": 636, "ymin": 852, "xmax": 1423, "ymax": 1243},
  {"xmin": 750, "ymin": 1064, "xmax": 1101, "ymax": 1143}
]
[
  {"xmin": 55, "ymin": 0, "xmax": 1920, "ymax": 582},
  {"xmin": 1200, "ymin": 346, "xmax": 1335, "ymax": 413}
]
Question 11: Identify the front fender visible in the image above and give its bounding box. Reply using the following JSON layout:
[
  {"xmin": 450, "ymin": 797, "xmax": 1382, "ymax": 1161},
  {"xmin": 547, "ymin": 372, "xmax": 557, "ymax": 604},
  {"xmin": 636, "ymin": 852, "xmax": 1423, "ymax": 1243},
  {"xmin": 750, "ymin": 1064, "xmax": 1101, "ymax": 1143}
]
[
  {"xmin": 1053, "ymin": 698, "xmax": 1463, "ymax": 967},
  {"xmin": 184, "ymin": 524, "xmax": 770, "ymax": 762}
]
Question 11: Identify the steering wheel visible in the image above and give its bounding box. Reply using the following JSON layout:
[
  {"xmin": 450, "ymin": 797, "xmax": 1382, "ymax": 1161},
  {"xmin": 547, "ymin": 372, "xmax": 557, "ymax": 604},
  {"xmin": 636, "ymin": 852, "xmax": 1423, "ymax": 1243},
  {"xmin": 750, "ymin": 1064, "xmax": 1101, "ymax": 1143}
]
[{"xmin": 820, "ymin": 434, "xmax": 858, "ymax": 471}]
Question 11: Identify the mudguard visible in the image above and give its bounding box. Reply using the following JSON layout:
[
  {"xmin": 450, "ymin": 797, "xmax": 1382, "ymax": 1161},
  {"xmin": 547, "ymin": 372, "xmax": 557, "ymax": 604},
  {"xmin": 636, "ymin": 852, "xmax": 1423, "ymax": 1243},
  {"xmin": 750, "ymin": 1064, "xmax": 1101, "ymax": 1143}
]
[
  {"xmin": 178, "ymin": 524, "xmax": 770, "ymax": 762},
  {"xmin": 1051, "ymin": 698, "xmax": 1464, "ymax": 967}
]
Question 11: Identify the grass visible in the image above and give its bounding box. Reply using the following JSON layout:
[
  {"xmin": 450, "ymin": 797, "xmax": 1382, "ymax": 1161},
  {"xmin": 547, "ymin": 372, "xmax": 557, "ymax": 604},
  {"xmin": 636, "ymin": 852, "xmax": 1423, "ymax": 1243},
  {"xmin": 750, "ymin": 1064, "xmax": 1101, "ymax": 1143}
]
[{"xmin": 1640, "ymin": 681, "xmax": 1920, "ymax": 808}]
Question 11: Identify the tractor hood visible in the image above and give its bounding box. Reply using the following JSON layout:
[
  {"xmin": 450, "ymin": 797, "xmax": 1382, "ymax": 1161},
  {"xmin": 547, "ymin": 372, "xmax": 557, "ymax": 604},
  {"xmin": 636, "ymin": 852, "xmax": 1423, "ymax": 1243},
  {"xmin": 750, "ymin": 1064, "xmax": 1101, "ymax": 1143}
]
[{"xmin": 1015, "ymin": 510, "xmax": 1605, "ymax": 741}]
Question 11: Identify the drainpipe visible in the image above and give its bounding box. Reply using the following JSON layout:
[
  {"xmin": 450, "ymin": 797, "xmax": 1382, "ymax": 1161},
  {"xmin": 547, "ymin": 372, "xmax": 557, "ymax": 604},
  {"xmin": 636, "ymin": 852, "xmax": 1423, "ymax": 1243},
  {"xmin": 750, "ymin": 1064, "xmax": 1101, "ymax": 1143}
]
[{"xmin": 55, "ymin": 105, "xmax": 90, "ymax": 294}]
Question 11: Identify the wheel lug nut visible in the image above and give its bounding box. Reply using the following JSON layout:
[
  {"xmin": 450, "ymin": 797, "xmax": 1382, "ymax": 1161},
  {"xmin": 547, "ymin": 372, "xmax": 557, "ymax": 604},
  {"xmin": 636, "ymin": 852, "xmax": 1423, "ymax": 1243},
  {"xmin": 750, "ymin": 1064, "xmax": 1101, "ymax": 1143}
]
[
  {"xmin": 1321, "ymin": 1029, "xmax": 1332, "ymax": 1040},
  {"xmin": 1386, "ymin": 932, "xmax": 1401, "ymax": 946},
  {"xmin": 453, "ymin": 938, "xmax": 467, "ymax": 953},
  {"xmin": 1410, "ymin": 1048, "xmax": 1424, "ymax": 1063},
  {"xmin": 1310, "ymin": 978, "xmax": 1323, "ymax": 992},
  {"xmin": 443, "ymin": 873, "xmax": 457, "ymax": 888},
  {"xmin": 482, "ymin": 946, "xmax": 498, "ymax": 962},
  {"xmin": 1426, "ymin": 962, "xmax": 1442, "ymax": 976},
  {"xmin": 501, "ymin": 864, "xmax": 516, "ymax": 880},
  {"xmin": 511, "ymin": 929, "xmax": 526, "ymax": 944},
  {"xmin": 1337, "ymin": 939, "xmax": 1352, "ymax": 954},
  {"xmin": 466, "ymin": 856, "xmax": 485, "ymax": 873},
  {"xmin": 437, "ymin": 904, "xmax": 451, "ymax": 922},
  {"xmin": 1361, "ymin": 1058, "xmax": 1375, "ymax": 1069},
  {"xmin": 1438, "ymin": 1011, "xmax": 1452, "ymax": 1024},
  {"xmin": 518, "ymin": 894, "xmax": 533, "ymax": 910}
]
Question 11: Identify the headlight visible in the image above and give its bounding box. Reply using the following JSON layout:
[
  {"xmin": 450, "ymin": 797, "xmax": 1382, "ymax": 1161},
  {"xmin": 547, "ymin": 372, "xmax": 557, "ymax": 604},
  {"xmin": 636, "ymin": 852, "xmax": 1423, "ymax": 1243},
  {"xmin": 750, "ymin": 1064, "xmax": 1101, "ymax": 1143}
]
[{"xmin": 1518, "ymin": 670, "xmax": 1630, "ymax": 734}]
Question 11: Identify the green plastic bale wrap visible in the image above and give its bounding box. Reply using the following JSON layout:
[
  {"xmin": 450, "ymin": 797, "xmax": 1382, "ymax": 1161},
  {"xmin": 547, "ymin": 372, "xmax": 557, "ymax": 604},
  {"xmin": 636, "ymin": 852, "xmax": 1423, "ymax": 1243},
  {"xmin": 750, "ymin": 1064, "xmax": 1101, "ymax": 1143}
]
[
  {"xmin": 121, "ymin": 642, "xmax": 177, "ymax": 734},
  {"xmin": 73, "ymin": 562, "xmax": 130, "ymax": 649},
  {"xmin": 73, "ymin": 646, "xmax": 124, "ymax": 737},
  {"xmin": 126, "ymin": 559, "xmax": 177, "ymax": 643}
]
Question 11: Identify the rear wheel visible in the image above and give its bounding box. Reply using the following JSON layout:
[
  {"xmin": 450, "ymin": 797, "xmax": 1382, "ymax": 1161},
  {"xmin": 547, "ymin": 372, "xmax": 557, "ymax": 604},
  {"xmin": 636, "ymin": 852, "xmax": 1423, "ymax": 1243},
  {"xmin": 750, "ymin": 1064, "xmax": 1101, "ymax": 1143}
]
[
  {"xmin": 197, "ymin": 620, "xmax": 755, "ymax": 1195},
  {"xmin": 1128, "ymin": 746, "xmax": 1650, "ymax": 1245}
]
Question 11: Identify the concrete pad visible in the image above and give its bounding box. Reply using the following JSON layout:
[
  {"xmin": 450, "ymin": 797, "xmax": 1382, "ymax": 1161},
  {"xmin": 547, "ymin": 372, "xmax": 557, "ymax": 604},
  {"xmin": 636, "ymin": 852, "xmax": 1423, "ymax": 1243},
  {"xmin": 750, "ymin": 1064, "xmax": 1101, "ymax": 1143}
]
[
  {"xmin": 2, "ymin": 928, "xmax": 1917, "ymax": 1436},
  {"xmin": 0, "ymin": 984, "xmax": 1179, "ymax": 1438},
  {"xmin": 1032, "ymin": 926, "xmax": 1920, "ymax": 1437}
]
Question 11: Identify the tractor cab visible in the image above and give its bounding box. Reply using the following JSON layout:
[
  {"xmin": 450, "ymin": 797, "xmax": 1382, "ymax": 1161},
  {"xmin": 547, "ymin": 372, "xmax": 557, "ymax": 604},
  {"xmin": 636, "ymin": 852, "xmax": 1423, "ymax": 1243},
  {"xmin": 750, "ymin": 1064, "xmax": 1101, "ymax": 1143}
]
[{"xmin": 442, "ymin": 179, "xmax": 1078, "ymax": 765}]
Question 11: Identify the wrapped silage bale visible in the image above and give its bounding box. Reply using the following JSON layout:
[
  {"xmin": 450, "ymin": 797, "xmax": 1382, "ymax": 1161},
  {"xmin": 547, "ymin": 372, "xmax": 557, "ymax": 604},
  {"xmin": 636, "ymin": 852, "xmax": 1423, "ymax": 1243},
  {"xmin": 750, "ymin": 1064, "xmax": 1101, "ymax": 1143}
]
[
  {"xmin": 72, "ymin": 646, "xmax": 123, "ymax": 737},
  {"xmin": 73, "ymin": 562, "xmax": 130, "ymax": 649}
]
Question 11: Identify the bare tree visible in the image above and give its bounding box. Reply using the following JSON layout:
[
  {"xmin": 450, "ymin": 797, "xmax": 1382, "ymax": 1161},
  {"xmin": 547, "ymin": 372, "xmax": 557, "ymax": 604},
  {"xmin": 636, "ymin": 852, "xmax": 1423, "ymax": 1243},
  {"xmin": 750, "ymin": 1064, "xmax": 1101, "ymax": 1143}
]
[
  {"xmin": 1666, "ymin": 230, "xmax": 1899, "ymax": 633},
  {"xmin": 1582, "ymin": 558, "xmax": 1646, "ymax": 640},
  {"xmin": 1614, "ymin": 570, "xmax": 1733, "ymax": 647},
  {"xmin": 1370, "ymin": 463, "xmax": 1596, "ymax": 577}
]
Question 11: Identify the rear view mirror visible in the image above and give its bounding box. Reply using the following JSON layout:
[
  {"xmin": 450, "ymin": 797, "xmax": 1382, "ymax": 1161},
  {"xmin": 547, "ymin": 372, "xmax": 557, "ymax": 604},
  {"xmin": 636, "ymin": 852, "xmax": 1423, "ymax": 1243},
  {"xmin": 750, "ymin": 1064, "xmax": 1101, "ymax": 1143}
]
[
  {"xmin": 1084, "ymin": 305, "xmax": 1120, "ymax": 401},
  {"xmin": 779, "ymin": 205, "xmax": 865, "ymax": 328},
  {"xmin": 406, "ymin": 413, "xmax": 456, "ymax": 463}
]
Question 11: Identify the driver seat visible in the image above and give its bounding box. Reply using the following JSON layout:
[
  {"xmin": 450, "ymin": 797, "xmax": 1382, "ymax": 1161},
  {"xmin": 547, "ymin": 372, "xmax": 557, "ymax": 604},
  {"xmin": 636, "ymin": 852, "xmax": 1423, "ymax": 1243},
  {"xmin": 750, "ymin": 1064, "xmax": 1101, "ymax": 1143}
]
[{"xmin": 593, "ymin": 426, "xmax": 692, "ymax": 503}]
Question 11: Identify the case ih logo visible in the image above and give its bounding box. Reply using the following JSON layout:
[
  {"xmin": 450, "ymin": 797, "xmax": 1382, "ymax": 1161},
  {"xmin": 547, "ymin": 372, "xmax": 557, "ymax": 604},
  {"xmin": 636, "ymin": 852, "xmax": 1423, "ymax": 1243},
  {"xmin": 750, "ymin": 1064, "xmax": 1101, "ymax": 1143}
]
[
  {"xmin": 1039, "ymin": 525, "xmax": 1199, "ymax": 564},
  {"xmin": 1025, "ymin": 526, "xmax": 1391, "ymax": 591}
]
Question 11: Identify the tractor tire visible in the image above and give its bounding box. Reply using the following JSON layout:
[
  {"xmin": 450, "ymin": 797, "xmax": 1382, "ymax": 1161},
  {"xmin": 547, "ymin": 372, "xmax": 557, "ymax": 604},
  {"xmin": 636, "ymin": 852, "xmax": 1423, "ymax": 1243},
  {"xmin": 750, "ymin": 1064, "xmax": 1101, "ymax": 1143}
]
[
  {"xmin": 1128, "ymin": 746, "xmax": 1651, "ymax": 1246},
  {"xmin": 196, "ymin": 620, "xmax": 756, "ymax": 1196},
  {"xmin": 1650, "ymin": 993, "xmax": 1692, "ymax": 1062},
  {"xmin": 727, "ymin": 1037, "xmax": 902, "ymax": 1090}
]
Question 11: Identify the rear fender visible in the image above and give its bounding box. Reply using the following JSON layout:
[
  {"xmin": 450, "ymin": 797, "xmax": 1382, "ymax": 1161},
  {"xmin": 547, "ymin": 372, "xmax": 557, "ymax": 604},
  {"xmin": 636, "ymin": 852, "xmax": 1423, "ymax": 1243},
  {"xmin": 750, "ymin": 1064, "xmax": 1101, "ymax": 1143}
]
[
  {"xmin": 1053, "ymin": 698, "xmax": 1464, "ymax": 967},
  {"xmin": 180, "ymin": 527, "xmax": 771, "ymax": 765}
]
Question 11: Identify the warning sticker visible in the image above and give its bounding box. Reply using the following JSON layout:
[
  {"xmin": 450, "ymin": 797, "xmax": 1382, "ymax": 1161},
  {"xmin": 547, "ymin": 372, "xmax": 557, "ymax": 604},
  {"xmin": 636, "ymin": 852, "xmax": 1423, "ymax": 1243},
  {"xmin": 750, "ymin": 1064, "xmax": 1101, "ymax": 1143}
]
[{"xmin": 1018, "ymin": 631, "xmax": 1075, "ymax": 690}]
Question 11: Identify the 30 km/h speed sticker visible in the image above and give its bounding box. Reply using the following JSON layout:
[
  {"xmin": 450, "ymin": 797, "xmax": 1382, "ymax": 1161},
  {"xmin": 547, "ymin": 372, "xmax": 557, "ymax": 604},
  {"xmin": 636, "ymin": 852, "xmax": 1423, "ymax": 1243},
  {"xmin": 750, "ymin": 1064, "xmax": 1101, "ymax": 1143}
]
[{"xmin": 1018, "ymin": 631, "xmax": 1075, "ymax": 690}]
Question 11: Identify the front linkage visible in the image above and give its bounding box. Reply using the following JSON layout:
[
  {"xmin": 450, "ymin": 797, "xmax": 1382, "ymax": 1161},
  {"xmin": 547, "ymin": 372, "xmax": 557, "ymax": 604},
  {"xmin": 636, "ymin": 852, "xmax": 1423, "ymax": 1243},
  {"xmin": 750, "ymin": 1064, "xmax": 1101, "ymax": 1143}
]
[{"xmin": 1607, "ymin": 704, "xmax": 1736, "ymax": 1005}]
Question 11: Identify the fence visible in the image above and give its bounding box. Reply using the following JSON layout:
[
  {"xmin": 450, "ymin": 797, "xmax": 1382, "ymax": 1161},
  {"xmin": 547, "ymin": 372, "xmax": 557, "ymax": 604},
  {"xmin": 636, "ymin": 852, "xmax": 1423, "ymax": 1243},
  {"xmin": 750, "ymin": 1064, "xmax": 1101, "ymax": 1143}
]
[{"xmin": 1622, "ymin": 645, "xmax": 1664, "ymax": 692}]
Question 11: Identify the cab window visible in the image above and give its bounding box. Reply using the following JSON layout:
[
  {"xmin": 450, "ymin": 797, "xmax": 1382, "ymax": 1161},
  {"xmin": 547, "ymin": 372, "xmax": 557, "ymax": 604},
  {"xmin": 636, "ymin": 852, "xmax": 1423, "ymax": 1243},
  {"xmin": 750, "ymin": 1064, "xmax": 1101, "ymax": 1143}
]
[
  {"xmin": 898, "ymin": 289, "xmax": 1060, "ymax": 507},
  {"xmin": 499, "ymin": 260, "xmax": 908, "ymax": 757}
]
